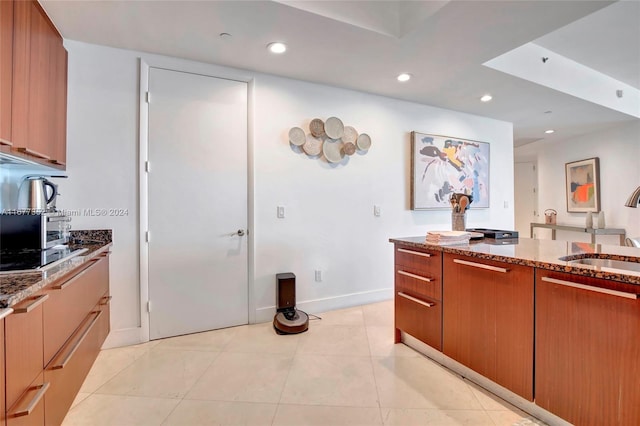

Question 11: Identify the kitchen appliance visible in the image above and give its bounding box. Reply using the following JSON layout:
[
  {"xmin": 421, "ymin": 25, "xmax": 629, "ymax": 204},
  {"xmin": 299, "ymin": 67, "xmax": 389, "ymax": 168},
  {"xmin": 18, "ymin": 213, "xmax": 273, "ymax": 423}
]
[
  {"xmin": 466, "ymin": 228, "xmax": 519, "ymax": 239},
  {"xmin": 17, "ymin": 176, "xmax": 58, "ymax": 212},
  {"xmin": 0, "ymin": 212, "xmax": 71, "ymax": 249},
  {"xmin": 0, "ymin": 246, "xmax": 87, "ymax": 274},
  {"xmin": 273, "ymin": 272, "xmax": 309, "ymax": 334}
]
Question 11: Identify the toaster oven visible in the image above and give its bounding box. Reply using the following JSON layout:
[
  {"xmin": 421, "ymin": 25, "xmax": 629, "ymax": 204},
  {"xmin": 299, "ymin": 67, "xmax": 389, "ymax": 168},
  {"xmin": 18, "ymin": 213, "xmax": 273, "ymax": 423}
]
[{"xmin": 0, "ymin": 212, "xmax": 71, "ymax": 249}]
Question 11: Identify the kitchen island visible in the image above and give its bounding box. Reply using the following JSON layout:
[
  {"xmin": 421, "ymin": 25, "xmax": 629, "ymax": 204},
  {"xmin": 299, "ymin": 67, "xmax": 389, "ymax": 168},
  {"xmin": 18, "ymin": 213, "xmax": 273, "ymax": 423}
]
[
  {"xmin": 0, "ymin": 230, "xmax": 112, "ymax": 425},
  {"xmin": 390, "ymin": 236, "xmax": 640, "ymax": 426}
]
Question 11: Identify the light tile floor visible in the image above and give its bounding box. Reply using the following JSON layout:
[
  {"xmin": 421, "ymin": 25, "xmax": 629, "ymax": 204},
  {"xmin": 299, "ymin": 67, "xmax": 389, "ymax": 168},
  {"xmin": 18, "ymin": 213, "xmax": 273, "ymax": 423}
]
[{"xmin": 63, "ymin": 300, "xmax": 546, "ymax": 426}]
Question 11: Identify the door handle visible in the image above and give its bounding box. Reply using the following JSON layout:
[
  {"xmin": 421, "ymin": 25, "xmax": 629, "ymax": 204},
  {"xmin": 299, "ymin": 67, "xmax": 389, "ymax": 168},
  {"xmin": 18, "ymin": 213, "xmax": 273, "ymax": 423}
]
[{"xmin": 233, "ymin": 229, "xmax": 246, "ymax": 237}]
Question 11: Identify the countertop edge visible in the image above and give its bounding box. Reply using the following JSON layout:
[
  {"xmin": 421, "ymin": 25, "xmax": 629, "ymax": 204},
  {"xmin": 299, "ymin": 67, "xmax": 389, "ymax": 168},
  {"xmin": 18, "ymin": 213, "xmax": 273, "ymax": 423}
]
[
  {"xmin": 0, "ymin": 241, "xmax": 113, "ymax": 309},
  {"xmin": 390, "ymin": 237, "xmax": 640, "ymax": 285}
]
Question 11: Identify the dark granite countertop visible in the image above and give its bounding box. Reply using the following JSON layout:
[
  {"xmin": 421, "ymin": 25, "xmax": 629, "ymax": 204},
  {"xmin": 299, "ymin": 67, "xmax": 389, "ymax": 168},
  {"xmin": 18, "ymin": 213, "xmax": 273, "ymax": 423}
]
[
  {"xmin": 390, "ymin": 236, "xmax": 640, "ymax": 286},
  {"xmin": 0, "ymin": 230, "xmax": 113, "ymax": 308}
]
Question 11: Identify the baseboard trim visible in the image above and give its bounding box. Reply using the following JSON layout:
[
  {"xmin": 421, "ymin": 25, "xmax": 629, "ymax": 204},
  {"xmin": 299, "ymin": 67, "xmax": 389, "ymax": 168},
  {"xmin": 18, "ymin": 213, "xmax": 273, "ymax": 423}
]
[
  {"xmin": 102, "ymin": 327, "xmax": 143, "ymax": 349},
  {"xmin": 254, "ymin": 288, "xmax": 393, "ymax": 324}
]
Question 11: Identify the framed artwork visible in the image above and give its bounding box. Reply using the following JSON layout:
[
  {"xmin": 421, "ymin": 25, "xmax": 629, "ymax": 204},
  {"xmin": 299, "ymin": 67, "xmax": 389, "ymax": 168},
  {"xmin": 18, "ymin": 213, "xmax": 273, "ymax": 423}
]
[
  {"xmin": 565, "ymin": 157, "xmax": 600, "ymax": 212},
  {"xmin": 410, "ymin": 132, "xmax": 490, "ymax": 210}
]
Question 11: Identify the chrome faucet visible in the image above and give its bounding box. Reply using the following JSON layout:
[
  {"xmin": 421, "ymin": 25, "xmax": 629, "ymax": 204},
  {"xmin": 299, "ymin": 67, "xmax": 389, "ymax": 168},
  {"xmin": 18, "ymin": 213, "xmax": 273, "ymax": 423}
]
[{"xmin": 624, "ymin": 186, "xmax": 640, "ymax": 208}]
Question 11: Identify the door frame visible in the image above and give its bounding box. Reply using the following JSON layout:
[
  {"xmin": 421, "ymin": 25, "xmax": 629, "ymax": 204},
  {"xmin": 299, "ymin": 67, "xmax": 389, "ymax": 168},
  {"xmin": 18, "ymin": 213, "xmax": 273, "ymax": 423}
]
[{"xmin": 138, "ymin": 57, "xmax": 255, "ymax": 343}]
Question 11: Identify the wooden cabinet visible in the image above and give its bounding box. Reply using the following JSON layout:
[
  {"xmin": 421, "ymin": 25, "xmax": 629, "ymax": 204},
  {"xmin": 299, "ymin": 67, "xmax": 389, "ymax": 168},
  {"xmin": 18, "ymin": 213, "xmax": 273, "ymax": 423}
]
[
  {"xmin": 3, "ymin": 252, "xmax": 111, "ymax": 426},
  {"xmin": 10, "ymin": 0, "xmax": 67, "ymax": 168},
  {"xmin": 43, "ymin": 256, "xmax": 109, "ymax": 366},
  {"xmin": 443, "ymin": 253, "xmax": 534, "ymax": 400},
  {"xmin": 535, "ymin": 271, "xmax": 640, "ymax": 425},
  {"xmin": 0, "ymin": 0, "xmax": 13, "ymax": 146},
  {"xmin": 5, "ymin": 293, "xmax": 48, "ymax": 424},
  {"xmin": 42, "ymin": 254, "xmax": 110, "ymax": 425},
  {"xmin": 394, "ymin": 245, "xmax": 443, "ymax": 350}
]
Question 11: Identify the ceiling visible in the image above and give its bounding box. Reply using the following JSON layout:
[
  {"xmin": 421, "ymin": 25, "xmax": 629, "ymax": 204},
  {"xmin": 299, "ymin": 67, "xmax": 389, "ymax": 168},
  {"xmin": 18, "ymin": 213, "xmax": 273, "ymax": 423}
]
[{"xmin": 40, "ymin": 0, "xmax": 640, "ymax": 147}]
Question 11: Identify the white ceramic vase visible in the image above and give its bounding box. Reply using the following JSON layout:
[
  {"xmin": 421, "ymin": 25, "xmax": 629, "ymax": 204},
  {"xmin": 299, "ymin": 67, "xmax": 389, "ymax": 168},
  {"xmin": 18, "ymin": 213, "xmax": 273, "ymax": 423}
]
[
  {"xmin": 585, "ymin": 213, "xmax": 593, "ymax": 228},
  {"xmin": 597, "ymin": 211, "xmax": 605, "ymax": 229}
]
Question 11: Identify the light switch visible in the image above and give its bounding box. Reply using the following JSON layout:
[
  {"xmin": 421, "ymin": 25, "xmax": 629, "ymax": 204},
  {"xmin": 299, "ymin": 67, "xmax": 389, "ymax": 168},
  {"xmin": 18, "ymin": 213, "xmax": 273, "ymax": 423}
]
[
  {"xmin": 277, "ymin": 206, "xmax": 285, "ymax": 218},
  {"xmin": 374, "ymin": 205, "xmax": 381, "ymax": 217}
]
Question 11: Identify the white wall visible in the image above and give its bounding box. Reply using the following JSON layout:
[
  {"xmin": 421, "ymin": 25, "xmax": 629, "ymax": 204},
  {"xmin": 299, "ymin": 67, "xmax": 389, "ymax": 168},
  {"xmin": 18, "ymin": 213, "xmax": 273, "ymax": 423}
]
[
  {"xmin": 516, "ymin": 121, "xmax": 640, "ymax": 245},
  {"xmin": 9, "ymin": 40, "xmax": 515, "ymax": 346}
]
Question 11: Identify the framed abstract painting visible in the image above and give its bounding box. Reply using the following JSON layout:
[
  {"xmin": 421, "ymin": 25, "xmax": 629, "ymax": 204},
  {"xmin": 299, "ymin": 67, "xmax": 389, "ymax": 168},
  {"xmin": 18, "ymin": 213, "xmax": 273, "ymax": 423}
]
[
  {"xmin": 565, "ymin": 157, "xmax": 600, "ymax": 212},
  {"xmin": 410, "ymin": 132, "xmax": 490, "ymax": 210}
]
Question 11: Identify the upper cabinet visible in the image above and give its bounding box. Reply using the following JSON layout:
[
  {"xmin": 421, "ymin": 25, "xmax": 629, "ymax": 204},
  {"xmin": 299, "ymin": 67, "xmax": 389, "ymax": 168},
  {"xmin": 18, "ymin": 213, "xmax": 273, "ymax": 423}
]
[
  {"xmin": 8, "ymin": 0, "xmax": 67, "ymax": 169},
  {"xmin": 0, "ymin": 0, "xmax": 14, "ymax": 146}
]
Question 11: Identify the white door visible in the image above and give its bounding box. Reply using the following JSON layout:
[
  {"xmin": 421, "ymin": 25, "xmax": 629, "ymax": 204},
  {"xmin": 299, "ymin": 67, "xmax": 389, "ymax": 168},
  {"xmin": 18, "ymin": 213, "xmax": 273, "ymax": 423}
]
[
  {"xmin": 147, "ymin": 67, "xmax": 248, "ymax": 340},
  {"xmin": 514, "ymin": 161, "xmax": 537, "ymax": 238}
]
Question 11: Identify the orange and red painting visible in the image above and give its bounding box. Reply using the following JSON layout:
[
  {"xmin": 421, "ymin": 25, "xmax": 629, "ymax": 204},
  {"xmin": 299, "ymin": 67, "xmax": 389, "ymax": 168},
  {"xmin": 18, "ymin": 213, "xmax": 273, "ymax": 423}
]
[{"xmin": 565, "ymin": 157, "xmax": 600, "ymax": 213}]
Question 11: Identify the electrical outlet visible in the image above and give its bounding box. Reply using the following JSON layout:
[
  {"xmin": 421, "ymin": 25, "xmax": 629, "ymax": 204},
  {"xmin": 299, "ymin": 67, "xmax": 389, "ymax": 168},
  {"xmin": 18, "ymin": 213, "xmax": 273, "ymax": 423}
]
[
  {"xmin": 374, "ymin": 205, "xmax": 381, "ymax": 217},
  {"xmin": 314, "ymin": 270, "xmax": 322, "ymax": 282},
  {"xmin": 277, "ymin": 206, "xmax": 285, "ymax": 218},
  {"xmin": 504, "ymin": 201, "xmax": 509, "ymax": 208}
]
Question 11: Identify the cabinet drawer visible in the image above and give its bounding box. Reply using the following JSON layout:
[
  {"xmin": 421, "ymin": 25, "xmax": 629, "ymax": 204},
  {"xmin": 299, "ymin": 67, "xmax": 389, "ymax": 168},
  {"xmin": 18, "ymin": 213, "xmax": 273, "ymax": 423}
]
[
  {"xmin": 395, "ymin": 246, "xmax": 441, "ymax": 279},
  {"xmin": 396, "ymin": 268, "xmax": 441, "ymax": 301},
  {"xmin": 44, "ymin": 255, "xmax": 109, "ymax": 365},
  {"xmin": 44, "ymin": 309, "xmax": 103, "ymax": 426},
  {"xmin": 5, "ymin": 293, "xmax": 48, "ymax": 409},
  {"xmin": 395, "ymin": 291, "xmax": 442, "ymax": 351},
  {"xmin": 6, "ymin": 372, "xmax": 47, "ymax": 426}
]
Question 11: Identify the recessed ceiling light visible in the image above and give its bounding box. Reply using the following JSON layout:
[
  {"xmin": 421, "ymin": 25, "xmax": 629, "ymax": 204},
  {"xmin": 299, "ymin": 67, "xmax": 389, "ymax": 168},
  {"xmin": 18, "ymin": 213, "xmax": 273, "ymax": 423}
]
[
  {"xmin": 480, "ymin": 94, "xmax": 493, "ymax": 102},
  {"xmin": 397, "ymin": 73, "xmax": 411, "ymax": 82},
  {"xmin": 267, "ymin": 42, "xmax": 287, "ymax": 54},
  {"xmin": 545, "ymin": 129, "xmax": 555, "ymax": 134}
]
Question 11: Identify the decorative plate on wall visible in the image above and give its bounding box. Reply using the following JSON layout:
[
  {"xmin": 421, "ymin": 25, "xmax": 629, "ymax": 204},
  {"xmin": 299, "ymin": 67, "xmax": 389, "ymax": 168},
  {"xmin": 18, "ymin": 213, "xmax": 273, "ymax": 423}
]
[
  {"xmin": 288, "ymin": 127, "xmax": 306, "ymax": 146},
  {"xmin": 302, "ymin": 134, "xmax": 323, "ymax": 156},
  {"xmin": 324, "ymin": 117, "xmax": 344, "ymax": 139},
  {"xmin": 343, "ymin": 142, "xmax": 356, "ymax": 156},
  {"xmin": 323, "ymin": 139, "xmax": 345, "ymax": 163},
  {"xmin": 356, "ymin": 133, "xmax": 371, "ymax": 151},
  {"xmin": 309, "ymin": 119, "xmax": 325, "ymax": 138},
  {"xmin": 342, "ymin": 126, "xmax": 358, "ymax": 144}
]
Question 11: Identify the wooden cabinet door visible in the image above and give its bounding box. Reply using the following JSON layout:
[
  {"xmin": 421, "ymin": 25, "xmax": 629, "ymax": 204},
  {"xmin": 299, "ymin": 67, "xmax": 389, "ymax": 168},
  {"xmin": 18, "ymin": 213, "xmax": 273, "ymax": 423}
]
[
  {"xmin": 5, "ymin": 293, "xmax": 47, "ymax": 411},
  {"xmin": 49, "ymin": 29, "xmax": 67, "ymax": 167},
  {"xmin": 11, "ymin": 0, "xmax": 67, "ymax": 166},
  {"xmin": 443, "ymin": 254, "xmax": 534, "ymax": 400},
  {"xmin": 536, "ymin": 271, "xmax": 640, "ymax": 425},
  {"xmin": 0, "ymin": 0, "xmax": 13, "ymax": 146},
  {"xmin": 6, "ymin": 373, "xmax": 46, "ymax": 426}
]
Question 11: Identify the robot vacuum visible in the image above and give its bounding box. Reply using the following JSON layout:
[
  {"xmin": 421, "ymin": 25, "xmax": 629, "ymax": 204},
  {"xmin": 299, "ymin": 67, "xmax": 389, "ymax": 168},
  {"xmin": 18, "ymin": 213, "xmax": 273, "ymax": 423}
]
[{"xmin": 273, "ymin": 272, "xmax": 309, "ymax": 334}]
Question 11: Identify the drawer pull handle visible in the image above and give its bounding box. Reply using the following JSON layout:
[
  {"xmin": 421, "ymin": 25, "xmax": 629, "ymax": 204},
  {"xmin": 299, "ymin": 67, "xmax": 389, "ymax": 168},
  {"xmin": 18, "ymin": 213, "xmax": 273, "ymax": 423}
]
[
  {"xmin": 398, "ymin": 248, "xmax": 431, "ymax": 258},
  {"xmin": 100, "ymin": 295, "xmax": 113, "ymax": 305},
  {"xmin": 16, "ymin": 147, "xmax": 51, "ymax": 160},
  {"xmin": 53, "ymin": 259, "xmax": 100, "ymax": 290},
  {"xmin": 541, "ymin": 277, "xmax": 639, "ymax": 300},
  {"xmin": 12, "ymin": 382, "xmax": 50, "ymax": 417},
  {"xmin": 52, "ymin": 310, "xmax": 103, "ymax": 370},
  {"xmin": 398, "ymin": 270, "xmax": 433, "ymax": 283},
  {"xmin": 397, "ymin": 292, "xmax": 435, "ymax": 308},
  {"xmin": 453, "ymin": 258, "xmax": 509, "ymax": 273},
  {"xmin": 14, "ymin": 294, "xmax": 49, "ymax": 314}
]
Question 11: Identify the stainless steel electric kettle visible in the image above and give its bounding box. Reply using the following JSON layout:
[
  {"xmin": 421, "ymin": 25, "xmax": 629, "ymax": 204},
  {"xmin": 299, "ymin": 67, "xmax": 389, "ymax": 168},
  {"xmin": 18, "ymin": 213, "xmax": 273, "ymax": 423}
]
[{"xmin": 17, "ymin": 176, "xmax": 58, "ymax": 212}]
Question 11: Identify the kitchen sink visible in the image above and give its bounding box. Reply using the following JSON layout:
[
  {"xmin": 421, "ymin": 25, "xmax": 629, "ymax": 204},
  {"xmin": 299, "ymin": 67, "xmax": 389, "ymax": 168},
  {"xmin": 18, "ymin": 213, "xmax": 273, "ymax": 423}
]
[{"xmin": 565, "ymin": 257, "xmax": 640, "ymax": 274}]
